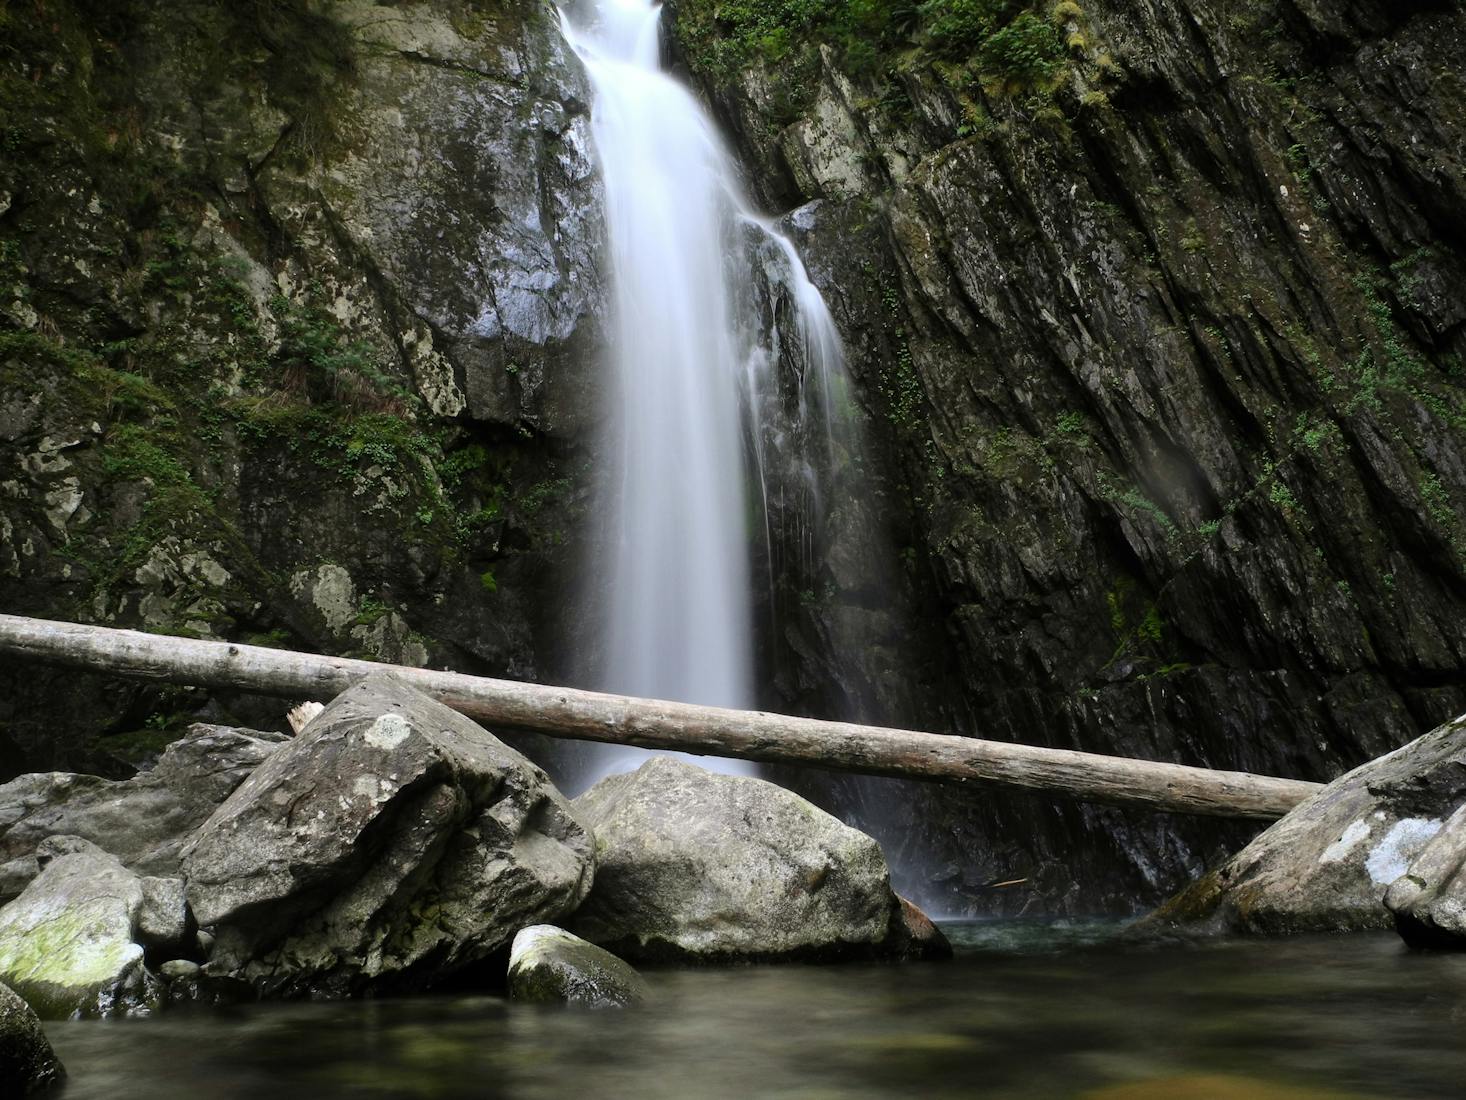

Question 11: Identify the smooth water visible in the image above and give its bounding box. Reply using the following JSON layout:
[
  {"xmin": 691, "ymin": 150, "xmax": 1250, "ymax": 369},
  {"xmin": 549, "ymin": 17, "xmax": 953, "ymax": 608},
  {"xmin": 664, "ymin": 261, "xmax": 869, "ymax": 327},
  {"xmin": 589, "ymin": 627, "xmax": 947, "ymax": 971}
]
[
  {"xmin": 561, "ymin": 0, "xmax": 846, "ymax": 783},
  {"xmin": 47, "ymin": 928, "xmax": 1466, "ymax": 1099}
]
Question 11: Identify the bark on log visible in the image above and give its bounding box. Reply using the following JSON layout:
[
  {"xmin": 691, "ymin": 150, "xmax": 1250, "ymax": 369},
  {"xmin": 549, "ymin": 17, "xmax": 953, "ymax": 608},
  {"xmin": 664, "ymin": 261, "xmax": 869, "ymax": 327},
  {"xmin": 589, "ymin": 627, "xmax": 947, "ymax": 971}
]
[{"xmin": 0, "ymin": 614, "xmax": 1322, "ymax": 819}]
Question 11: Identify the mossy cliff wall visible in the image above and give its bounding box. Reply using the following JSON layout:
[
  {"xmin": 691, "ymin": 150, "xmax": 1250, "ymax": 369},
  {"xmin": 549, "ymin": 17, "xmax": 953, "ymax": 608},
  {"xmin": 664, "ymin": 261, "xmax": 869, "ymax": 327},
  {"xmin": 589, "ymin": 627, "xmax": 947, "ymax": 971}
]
[
  {"xmin": 0, "ymin": 0, "xmax": 604, "ymax": 773},
  {"xmin": 665, "ymin": 0, "xmax": 1466, "ymax": 912}
]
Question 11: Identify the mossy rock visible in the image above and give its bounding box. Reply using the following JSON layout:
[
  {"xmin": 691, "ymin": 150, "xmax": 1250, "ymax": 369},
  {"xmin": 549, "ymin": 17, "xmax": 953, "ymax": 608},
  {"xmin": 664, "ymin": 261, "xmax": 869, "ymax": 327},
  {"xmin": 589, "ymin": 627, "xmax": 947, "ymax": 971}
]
[
  {"xmin": 507, "ymin": 925, "xmax": 648, "ymax": 1008},
  {"xmin": 0, "ymin": 837, "xmax": 159, "ymax": 1019}
]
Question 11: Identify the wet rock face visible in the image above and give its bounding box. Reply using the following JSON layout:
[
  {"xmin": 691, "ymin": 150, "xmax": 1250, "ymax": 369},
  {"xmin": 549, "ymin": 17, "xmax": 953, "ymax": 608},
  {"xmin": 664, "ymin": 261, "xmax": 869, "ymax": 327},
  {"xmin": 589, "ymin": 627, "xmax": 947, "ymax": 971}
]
[
  {"xmin": 0, "ymin": 0, "xmax": 605, "ymax": 773},
  {"xmin": 264, "ymin": 0, "xmax": 607, "ymax": 434},
  {"xmin": 0, "ymin": 980, "xmax": 64, "ymax": 1095},
  {"xmin": 667, "ymin": 0, "xmax": 1466, "ymax": 914},
  {"xmin": 181, "ymin": 673, "xmax": 595, "ymax": 997},
  {"xmin": 568, "ymin": 756, "xmax": 948, "ymax": 963},
  {"xmin": 1140, "ymin": 713, "xmax": 1466, "ymax": 935}
]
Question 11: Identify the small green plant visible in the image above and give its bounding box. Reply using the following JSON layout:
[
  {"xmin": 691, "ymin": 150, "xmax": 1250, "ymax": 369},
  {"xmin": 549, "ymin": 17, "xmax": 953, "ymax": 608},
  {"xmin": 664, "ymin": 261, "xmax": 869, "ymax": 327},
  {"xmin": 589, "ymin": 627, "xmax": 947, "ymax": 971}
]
[{"xmin": 980, "ymin": 11, "xmax": 1064, "ymax": 84}]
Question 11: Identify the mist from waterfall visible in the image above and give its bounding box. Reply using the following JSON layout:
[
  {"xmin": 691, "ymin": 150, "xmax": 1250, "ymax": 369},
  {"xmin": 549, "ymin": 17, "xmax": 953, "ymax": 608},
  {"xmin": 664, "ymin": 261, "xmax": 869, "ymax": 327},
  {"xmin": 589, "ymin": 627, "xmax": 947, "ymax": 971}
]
[{"xmin": 561, "ymin": 0, "xmax": 846, "ymax": 784}]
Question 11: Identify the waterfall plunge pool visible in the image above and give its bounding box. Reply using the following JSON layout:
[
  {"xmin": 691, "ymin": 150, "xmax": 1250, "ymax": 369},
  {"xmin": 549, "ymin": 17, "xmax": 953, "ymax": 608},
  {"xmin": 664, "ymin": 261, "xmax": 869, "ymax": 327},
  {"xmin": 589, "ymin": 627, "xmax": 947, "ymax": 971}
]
[{"xmin": 44, "ymin": 924, "xmax": 1466, "ymax": 1098}]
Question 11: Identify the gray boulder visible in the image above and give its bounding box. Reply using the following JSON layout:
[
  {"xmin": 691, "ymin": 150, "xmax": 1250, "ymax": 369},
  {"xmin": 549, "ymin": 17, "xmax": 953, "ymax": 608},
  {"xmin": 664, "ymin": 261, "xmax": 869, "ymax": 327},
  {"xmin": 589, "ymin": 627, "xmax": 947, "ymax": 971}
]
[
  {"xmin": 1141, "ymin": 713, "xmax": 1466, "ymax": 935},
  {"xmin": 0, "ymin": 724, "xmax": 287, "ymax": 901},
  {"xmin": 1385, "ymin": 802, "xmax": 1466, "ymax": 948},
  {"xmin": 0, "ymin": 981, "xmax": 63, "ymax": 1095},
  {"xmin": 181, "ymin": 673, "xmax": 594, "ymax": 997},
  {"xmin": 0, "ymin": 836, "xmax": 160, "ymax": 1018},
  {"xmin": 508, "ymin": 925, "xmax": 648, "ymax": 1008},
  {"xmin": 566, "ymin": 757, "xmax": 949, "ymax": 963}
]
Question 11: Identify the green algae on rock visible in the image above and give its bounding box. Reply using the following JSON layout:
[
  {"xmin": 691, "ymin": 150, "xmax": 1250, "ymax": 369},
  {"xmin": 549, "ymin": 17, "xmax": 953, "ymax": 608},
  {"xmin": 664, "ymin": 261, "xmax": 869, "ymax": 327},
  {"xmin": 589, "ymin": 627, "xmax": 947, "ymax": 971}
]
[{"xmin": 0, "ymin": 836, "xmax": 159, "ymax": 1019}]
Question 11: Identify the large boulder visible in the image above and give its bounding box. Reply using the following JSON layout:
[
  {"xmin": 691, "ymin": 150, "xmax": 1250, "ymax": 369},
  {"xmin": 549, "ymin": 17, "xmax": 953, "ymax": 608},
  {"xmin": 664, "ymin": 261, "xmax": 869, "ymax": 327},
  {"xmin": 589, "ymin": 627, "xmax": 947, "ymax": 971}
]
[
  {"xmin": 508, "ymin": 925, "xmax": 648, "ymax": 1008},
  {"xmin": 1141, "ymin": 714, "xmax": 1466, "ymax": 934},
  {"xmin": 0, "ymin": 724, "xmax": 287, "ymax": 901},
  {"xmin": 0, "ymin": 836, "xmax": 160, "ymax": 1018},
  {"xmin": 1385, "ymin": 802, "xmax": 1466, "ymax": 948},
  {"xmin": 566, "ymin": 756, "xmax": 949, "ymax": 963},
  {"xmin": 0, "ymin": 981, "xmax": 63, "ymax": 1095},
  {"xmin": 181, "ymin": 673, "xmax": 594, "ymax": 997}
]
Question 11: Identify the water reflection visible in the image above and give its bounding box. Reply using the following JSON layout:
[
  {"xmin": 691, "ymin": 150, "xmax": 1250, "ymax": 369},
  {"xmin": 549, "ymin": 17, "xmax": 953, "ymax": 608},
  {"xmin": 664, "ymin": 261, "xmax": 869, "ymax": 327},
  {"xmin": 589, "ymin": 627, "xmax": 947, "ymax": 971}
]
[{"xmin": 47, "ymin": 926, "xmax": 1466, "ymax": 1099}]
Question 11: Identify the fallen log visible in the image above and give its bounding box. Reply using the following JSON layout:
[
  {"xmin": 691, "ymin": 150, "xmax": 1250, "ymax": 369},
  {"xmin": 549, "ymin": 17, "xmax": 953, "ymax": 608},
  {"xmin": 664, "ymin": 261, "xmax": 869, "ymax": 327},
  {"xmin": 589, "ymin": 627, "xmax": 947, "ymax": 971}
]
[{"xmin": 0, "ymin": 614, "xmax": 1322, "ymax": 819}]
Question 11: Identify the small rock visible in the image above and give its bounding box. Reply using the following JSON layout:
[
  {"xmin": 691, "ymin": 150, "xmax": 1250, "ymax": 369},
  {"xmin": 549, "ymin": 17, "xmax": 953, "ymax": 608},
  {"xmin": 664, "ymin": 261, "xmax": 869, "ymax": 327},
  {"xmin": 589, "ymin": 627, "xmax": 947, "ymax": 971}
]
[
  {"xmin": 136, "ymin": 877, "xmax": 191, "ymax": 956},
  {"xmin": 0, "ymin": 980, "xmax": 64, "ymax": 1095},
  {"xmin": 158, "ymin": 959, "xmax": 200, "ymax": 982},
  {"xmin": 508, "ymin": 925, "xmax": 648, "ymax": 1008},
  {"xmin": 1385, "ymin": 802, "xmax": 1466, "ymax": 949}
]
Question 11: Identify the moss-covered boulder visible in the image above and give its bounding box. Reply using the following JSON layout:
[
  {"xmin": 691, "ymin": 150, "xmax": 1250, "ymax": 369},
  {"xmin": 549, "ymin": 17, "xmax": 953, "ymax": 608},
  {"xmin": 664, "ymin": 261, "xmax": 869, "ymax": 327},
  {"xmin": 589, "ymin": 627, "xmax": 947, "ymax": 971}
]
[
  {"xmin": 0, "ymin": 981, "xmax": 63, "ymax": 1095},
  {"xmin": 0, "ymin": 836, "xmax": 159, "ymax": 1019},
  {"xmin": 508, "ymin": 925, "xmax": 648, "ymax": 1008},
  {"xmin": 567, "ymin": 756, "xmax": 949, "ymax": 963},
  {"xmin": 181, "ymin": 673, "xmax": 595, "ymax": 997}
]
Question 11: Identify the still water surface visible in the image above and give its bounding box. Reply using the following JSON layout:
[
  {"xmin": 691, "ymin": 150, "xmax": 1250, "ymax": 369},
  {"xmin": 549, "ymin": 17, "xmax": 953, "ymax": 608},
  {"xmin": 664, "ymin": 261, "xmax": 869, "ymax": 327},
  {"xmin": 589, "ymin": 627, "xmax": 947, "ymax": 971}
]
[{"xmin": 47, "ymin": 923, "xmax": 1466, "ymax": 1099}]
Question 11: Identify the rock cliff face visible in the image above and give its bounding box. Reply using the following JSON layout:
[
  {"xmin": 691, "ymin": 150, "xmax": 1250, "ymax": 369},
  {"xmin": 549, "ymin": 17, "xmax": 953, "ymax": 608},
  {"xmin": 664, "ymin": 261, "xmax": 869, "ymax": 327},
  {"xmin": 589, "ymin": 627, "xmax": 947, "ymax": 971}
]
[
  {"xmin": 2, "ymin": 0, "xmax": 1463, "ymax": 915},
  {"xmin": 664, "ymin": 0, "xmax": 1466, "ymax": 912},
  {"xmin": 0, "ymin": 0, "xmax": 604, "ymax": 773}
]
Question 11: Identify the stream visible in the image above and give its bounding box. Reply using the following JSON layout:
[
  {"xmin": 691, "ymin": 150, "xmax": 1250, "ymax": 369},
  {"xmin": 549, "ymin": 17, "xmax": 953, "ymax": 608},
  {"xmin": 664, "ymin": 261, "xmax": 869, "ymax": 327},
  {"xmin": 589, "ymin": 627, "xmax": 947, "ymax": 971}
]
[{"xmin": 45, "ymin": 924, "xmax": 1466, "ymax": 1098}]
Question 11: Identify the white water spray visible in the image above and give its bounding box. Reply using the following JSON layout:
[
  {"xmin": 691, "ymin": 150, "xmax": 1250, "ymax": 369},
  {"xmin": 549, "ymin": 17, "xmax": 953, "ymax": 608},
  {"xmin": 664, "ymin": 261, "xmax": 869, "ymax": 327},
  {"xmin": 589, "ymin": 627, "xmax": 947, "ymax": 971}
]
[{"xmin": 561, "ymin": 0, "xmax": 846, "ymax": 780}]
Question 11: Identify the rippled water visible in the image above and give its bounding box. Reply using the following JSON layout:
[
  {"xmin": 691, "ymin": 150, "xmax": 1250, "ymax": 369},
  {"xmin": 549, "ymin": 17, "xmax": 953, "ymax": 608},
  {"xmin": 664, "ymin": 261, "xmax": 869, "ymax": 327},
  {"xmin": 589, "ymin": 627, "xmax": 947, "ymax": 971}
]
[{"xmin": 46, "ymin": 924, "xmax": 1466, "ymax": 1099}]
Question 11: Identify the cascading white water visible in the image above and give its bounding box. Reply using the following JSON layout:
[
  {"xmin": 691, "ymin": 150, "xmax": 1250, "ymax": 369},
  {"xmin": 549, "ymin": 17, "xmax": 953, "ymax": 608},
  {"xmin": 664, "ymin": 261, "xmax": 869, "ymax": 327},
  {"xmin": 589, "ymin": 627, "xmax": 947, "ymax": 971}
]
[{"xmin": 561, "ymin": 0, "xmax": 846, "ymax": 780}]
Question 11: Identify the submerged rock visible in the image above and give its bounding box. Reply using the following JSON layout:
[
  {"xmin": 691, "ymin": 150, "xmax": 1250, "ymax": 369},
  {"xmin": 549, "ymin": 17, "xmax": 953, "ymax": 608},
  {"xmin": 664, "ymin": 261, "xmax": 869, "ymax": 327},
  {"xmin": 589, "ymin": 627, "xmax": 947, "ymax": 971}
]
[
  {"xmin": 0, "ymin": 836, "xmax": 160, "ymax": 1018},
  {"xmin": 0, "ymin": 724, "xmax": 287, "ymax": 902},
  {"xmin": 181, "ymin": 673, "xmax": 594, "ymax": 997},
  {"xmin": 567, "ymin": 756, "xmax": 949, "ymax": 963},
  {"xmin": 508, "ymin": 925, "xmax": 648, "ymax": 1008},
  {"xmin": 1385, "ymin": 802, "xmax": 1466, "ymax": 949},
  {"xmin": 0, "ymin": 980, "xmax": 63, "ymax": 1095},
  {"xmin": 1140, "ymin": 714, "xmax": 1466, "ymax": 935}
]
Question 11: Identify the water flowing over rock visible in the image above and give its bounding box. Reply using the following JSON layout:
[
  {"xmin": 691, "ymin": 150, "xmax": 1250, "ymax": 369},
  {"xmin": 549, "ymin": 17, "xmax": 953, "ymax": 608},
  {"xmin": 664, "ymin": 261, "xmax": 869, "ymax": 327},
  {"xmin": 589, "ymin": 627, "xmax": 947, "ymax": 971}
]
[
  {"xmin": 181, "ymin": 673, "xmax": 595, "ymax": 997},
  {"xmin": 0, "ymin": 981, "xmax": 64, "ymax": 1095},
  {"xmin": 0, "ymin": 724, "xmax": 286, "ymax": 902},
  {"xmin": 561, "ymin": 0, "xmax": 850, "ymax": 783},
  {"xmin": 508, "ymin": 924, "xmax": 648, "ymax": 1007},
  {"xmin": 567, "ymin": 756, "xmax": 949, "ymax": 962},
  {"xmin": 1385, "ymin": 802, "xmax": 1466, "ymax": 949},
  {"xmin": 1139, "ymin": 714, "xmax": 1466, "ymax": 935},
  {"xmin": 0, "ymin": 836, "xmax": 160, "ymax": 1019}
]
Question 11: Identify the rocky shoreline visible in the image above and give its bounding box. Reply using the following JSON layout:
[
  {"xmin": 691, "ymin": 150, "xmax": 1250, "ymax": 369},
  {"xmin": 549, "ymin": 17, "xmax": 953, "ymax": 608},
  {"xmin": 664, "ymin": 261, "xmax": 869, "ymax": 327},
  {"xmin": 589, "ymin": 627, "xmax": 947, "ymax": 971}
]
[
  {"xmin": 0, "ymin": 673, "xmax": 949, "ymax": 1091},
  {"xmin": 2, "ymin": 677, "xmax": 1463, "ymax": 1095}
]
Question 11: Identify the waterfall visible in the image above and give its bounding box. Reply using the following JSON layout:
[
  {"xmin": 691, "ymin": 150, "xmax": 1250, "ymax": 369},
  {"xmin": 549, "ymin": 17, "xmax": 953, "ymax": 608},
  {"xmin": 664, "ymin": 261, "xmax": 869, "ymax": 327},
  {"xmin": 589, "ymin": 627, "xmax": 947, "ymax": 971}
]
[{"xmin": 561, "ymin": 0, "xmax": 847, "ymax": 782}]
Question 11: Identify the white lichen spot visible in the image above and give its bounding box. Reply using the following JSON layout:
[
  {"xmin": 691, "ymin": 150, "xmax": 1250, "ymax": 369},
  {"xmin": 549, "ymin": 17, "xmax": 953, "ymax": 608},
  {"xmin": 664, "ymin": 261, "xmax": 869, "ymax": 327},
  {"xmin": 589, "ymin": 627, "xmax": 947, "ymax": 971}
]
[
  {"xmin": 363, "ymin": 713, "xmax": 412, "ymax": 751},
  {"xmin": 1319, "ymin": 819, "xmax": 1372, "ymax": 864},
  {"xmin": 1365, "ymin": 817, "xmax": 1443, "ymax": 885},
  {"xmin": 353, "ymin": 775, "xmax": 380, "ymax": 799}
]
